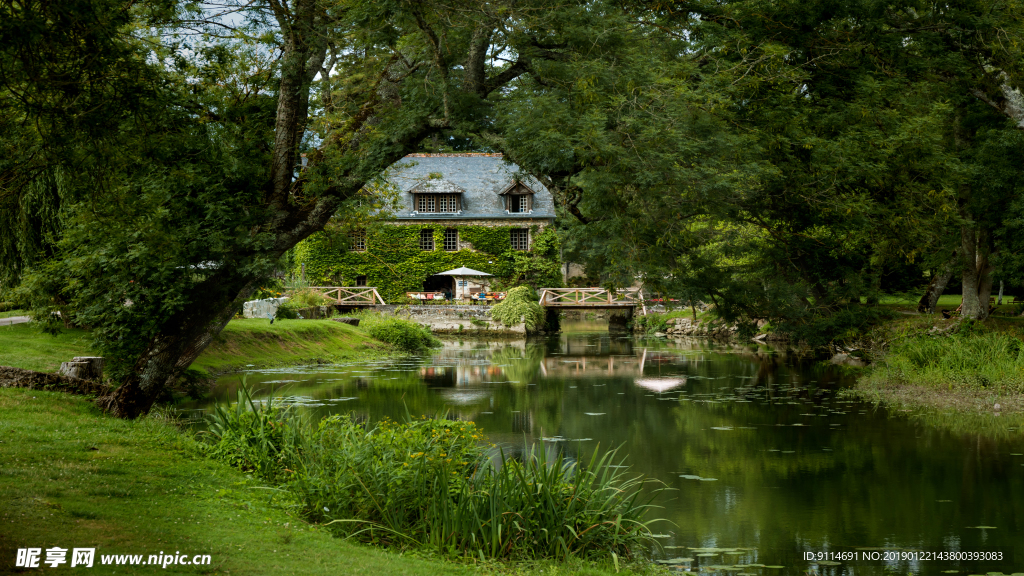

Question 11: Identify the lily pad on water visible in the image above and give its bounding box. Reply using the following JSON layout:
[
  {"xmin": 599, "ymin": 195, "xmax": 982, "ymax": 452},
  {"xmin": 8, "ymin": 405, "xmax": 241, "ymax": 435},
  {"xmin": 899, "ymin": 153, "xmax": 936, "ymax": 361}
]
[
  {"xmin": 711, "ymin": 426, "xmax": 735, "ymax": 431},
  {"xmin": 680, "ymin": 475, "xmax": 702, "ymax": 480},
  {"xmin": 697, "ymin": 553, "xmax": 720, "ymax": 557},
  {"xmin": 967, "ymin": 526, "xmax": 997, "ymax": 529},
  {"xmin": 657, "ymin": 558, "xmax": 694, "ymax": 564},
  {"xmin": 816, "ymin": 561, "xmax": 842, "ymax": 566},
  {"xmin": 699, "ymin": 477, "xmax": 719, "ymax": 481},
  {"xmin": 584, "ymin": 412, "xmax": 606, "ymax": 416},
  {"xmin": 936, "ymin": 499, "xmax": 953, "ymax": 502},
  {"xmin": 941, "ymin": 570, "xmax": 959, "ymax": 574}
]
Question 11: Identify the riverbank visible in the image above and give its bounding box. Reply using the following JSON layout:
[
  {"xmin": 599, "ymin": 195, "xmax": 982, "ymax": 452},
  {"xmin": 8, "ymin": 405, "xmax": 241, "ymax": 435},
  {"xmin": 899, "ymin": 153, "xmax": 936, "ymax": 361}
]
[
  {"xmin": 845, "ymin": 313, "xmax": 1024, "ymax": 435},
  {"xmin": 0, "ymin": 319, "xmax": 392, "ymax": 378},
  {"xmin": 0, "ymin": 388, "xmax": 656, "ymax": 576},
  {"xmin": 191, "ymin": 318, "xmax": 391, "ymax": 375}
]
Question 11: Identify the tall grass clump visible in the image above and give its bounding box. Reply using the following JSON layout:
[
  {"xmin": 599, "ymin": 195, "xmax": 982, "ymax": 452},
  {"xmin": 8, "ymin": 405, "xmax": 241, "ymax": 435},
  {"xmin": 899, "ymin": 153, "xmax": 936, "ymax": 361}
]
[
  {"xmin": 868, "ymin": 331, "xmax": 1024, "ymax": 392},
  {"xmin": 293, "ymin": 415, "xmax": 658, "ymax": 559},
  {"xmin": 201, "ymin": 385, "xmax": 302, "ymax": 480},
  {"xmin": 201, "ymin": 395, "xmax": 659, "ymax": 560},
  {"xmin": 354, "ymin": 312, "xmax": 441, "ymax": 352}
]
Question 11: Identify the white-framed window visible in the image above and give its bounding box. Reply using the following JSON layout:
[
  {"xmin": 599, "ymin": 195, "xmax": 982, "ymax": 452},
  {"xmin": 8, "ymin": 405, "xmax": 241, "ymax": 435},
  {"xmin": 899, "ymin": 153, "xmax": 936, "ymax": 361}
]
[
  {"xmin": 349, "ymin": 230, "xmax": 366, "ymax": 252},
  {"xmin": 443, "ymin": 229, "xmax": 458, "ymax": 251},
  {"xmin": 420, "ymin": 229, "xmax": 435, "ymax": 250},
  {"xmin": 416, "ymin": 194, "xmax": 459, "ymax": 213},
  {"xmin": 508, "ymin": 194, "xmax": 531, "ymax": 213},
  {"xmin": 510, "ymin": 228, "xmax": 529, "ymax": 251}
]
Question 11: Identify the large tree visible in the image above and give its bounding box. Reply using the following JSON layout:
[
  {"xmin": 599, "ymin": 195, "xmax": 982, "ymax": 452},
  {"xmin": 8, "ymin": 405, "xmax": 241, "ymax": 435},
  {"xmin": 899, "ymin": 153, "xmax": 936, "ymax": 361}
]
[
  {"xmin": 1, "ymin": 0, "xmax": 634, "ymax": 417},
  {"xmin": 495, "ymin": 0, "xmax": 1024, "ymax": 328}
]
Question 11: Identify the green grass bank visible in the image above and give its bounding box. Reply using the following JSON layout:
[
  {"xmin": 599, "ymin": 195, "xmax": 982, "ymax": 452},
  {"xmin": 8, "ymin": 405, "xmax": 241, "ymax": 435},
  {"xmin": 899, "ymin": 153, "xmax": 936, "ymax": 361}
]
[
  {"xmin": 849, "ymin": 314, "xmax": 1024, "ymax": 435},
  {"xmin": 0, "ymin": 318, "xmax": 394, "ymax": 377},
  {"xmin": 0, "ymin": 389, "xmax": 656, "ymax": 576},
  {"xmin": 191, "ymin": 318, "xmax": 391, "ymax": 375}
]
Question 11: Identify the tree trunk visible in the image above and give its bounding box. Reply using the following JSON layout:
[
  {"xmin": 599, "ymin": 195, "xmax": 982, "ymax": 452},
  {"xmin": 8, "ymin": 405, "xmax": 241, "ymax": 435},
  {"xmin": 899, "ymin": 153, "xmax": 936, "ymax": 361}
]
[
  {"xmin": 998, "ymin": 281, "xmax": 1003, "ymax": 305},
  {"xmin": 918, "ymin": 250, "xmax": 958, "ymax": 313},
  {"xmin": 960, "ymin": 225, "xmax": 995, "ymax": 321},
  {"xmin": 94, "ymin": 2, "xmax": 533, "ymax": 418}
]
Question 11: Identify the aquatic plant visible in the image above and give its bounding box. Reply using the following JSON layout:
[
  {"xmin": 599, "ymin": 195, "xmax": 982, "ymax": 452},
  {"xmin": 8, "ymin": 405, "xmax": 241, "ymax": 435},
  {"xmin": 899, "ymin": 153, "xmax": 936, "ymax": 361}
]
[
  {"xmin": 425, "ymin": 445, "xmax": 659, "ymax": 560},
  {"xmin": 202, "ymin": 384, "xmax": 302, "ymax": 480},
  {"xmin": 201, "ymin": 395, "xmax": 659, "ymax": 560}
]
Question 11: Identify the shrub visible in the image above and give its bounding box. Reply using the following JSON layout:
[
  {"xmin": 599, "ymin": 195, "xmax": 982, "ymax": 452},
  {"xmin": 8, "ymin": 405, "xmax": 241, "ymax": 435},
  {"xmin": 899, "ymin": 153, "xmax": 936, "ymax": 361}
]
[
  {"xmin": 291, "ymin": 416, "xmax": 659, "ymax": 560},
  {"xmin": 356, "ymin": 313, "xmax": 441, "ymax": 352},
  {"xmin": 631, "ymin": 312, "xmax": 668, "ymax": 334},
  {"xmin": 490, "ymin": 286, "xmax": 544, "ymax": 330},
  {"xmin": 276, "ymin": 288, "xmax": 335, "ymax": 319}
]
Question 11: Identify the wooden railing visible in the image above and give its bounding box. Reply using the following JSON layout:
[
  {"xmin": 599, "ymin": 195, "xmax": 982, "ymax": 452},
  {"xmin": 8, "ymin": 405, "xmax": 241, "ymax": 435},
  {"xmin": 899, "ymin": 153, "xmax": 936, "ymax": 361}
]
[
  {"xmin": 308, "ymin": 286, "xmax": 386, "ymax": 306},
  {"xmin": 538, "ymin": 288, "xmax": 646, "ymax": 314}
]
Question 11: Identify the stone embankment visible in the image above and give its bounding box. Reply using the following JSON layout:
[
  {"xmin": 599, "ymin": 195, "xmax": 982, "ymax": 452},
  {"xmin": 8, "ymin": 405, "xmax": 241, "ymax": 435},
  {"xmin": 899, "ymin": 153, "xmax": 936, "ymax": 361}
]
[
  {"xmin": 650, "ymin": 317, "xmax": 790, "ymax": 343},
  {"xmin": 376, "ymin": 305, "xmax": 527, "ymax": 335},
  {"xmin": 660, "ymin": 317, "xmax": 741, "ymax": 339}
]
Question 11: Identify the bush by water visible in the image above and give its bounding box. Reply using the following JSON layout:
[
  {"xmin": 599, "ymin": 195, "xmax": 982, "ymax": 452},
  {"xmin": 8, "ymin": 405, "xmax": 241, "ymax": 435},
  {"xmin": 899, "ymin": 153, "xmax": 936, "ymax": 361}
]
[{"xmin": 201, "ymin": 388, "xmax": 659, "ymax": 560}]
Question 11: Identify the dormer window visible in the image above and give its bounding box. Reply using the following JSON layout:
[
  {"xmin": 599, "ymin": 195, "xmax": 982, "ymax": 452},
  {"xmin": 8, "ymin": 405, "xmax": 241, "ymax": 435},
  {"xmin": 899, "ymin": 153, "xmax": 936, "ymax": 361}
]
[
  {"xmin": 416, "ymin": 193, "xmax": 460, "ymax": 213},
  {"xmin": 411, "ymin": 178, "xmax": 463, "ymax": 214},
  {"xmin": 510, "ymin": 195, "xmax": 529, "ymax": 213},
  {"xmin": 499, "ymin": 181, "xmax": 535, "ymax": 214}
]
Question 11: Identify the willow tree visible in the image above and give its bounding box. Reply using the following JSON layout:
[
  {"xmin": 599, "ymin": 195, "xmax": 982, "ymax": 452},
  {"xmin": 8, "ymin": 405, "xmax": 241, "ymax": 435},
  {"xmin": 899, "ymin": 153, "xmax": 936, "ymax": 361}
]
[{"xmin": 1, "ymin": 0, "xmax": 626, "ymax": 417}]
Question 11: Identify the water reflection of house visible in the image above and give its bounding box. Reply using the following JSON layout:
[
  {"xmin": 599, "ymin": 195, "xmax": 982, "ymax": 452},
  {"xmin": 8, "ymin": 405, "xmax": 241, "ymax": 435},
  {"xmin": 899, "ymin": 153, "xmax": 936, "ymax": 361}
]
[
  {"xmin": 418, "ymin": 363, "xmax": 509, "ymax": 386},
  {"xmin": 540, "ymin": 355, "xmax": 644, "ymax": 378},
  {"xmin": 511, "ymin": 410, "xmax": 532, "ymax": 433}
]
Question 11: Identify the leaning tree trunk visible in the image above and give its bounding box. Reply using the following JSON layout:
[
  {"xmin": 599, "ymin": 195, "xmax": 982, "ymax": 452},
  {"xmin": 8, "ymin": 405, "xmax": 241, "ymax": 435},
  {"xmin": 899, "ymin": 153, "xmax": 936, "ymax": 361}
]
[
  {"xmin": 918, "ymin": 250, "xmax": 958, "ymax": 313},
  {"xmin": 959, "ymin": 225, "xmax": 995, "ymax": 321},
  {"xmin": 95, "ymin": 2, "xmax": 535, "ymax": 418}
]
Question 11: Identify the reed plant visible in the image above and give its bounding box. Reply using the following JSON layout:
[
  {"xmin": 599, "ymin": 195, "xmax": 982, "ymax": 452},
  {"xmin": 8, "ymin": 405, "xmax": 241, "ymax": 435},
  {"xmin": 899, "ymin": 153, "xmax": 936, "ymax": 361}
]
[
  {"xmin": 426, "ymin": 445, "xmax": 658, "ymax": 560},
  {"xmin": 202, "ymin": 384, "xmax": 302, "ymax": 480},
  {"xmin": 201, "ymin": 393, "xmax": 659, "ymax": 561},
  {"xmin": 867, "ymin": 331, "xmax": 1024, "ymax": 392}
]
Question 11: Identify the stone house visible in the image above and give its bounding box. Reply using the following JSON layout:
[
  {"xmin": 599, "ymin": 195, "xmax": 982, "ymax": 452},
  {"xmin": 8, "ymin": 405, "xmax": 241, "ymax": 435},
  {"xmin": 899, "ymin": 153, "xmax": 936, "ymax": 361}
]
[{"xmin": 293, "ymin": 153, "xmax": 561, "ymax": 301}]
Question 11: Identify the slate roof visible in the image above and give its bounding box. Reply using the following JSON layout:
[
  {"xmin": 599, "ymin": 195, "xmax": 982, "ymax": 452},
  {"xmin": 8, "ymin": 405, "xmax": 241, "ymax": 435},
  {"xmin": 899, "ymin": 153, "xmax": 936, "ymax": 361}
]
[{"xmin": 388, "ymin": 154, "xmax": 555, "ymax": 220}]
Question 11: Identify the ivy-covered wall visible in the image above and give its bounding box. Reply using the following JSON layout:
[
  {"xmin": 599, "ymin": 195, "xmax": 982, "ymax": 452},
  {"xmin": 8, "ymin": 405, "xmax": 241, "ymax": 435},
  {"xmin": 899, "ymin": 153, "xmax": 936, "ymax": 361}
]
[{"xmin": 293, "ymin": 222, "xmax": 563, "ymax": 302}]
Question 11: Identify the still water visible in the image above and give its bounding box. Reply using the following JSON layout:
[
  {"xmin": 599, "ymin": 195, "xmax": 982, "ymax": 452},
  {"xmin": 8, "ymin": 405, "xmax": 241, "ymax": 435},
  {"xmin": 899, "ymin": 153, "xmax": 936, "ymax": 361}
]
[{"xmin": 184, "ymin": 326, "xmax": 1024, "ymax": 576}]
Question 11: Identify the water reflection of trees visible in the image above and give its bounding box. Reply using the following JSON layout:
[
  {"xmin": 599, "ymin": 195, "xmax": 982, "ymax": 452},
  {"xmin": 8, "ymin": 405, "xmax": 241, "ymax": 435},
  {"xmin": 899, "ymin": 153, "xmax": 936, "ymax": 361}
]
[{"xmin": 190, "ymin": 336, "xmax": 1024, "ymax": 573}]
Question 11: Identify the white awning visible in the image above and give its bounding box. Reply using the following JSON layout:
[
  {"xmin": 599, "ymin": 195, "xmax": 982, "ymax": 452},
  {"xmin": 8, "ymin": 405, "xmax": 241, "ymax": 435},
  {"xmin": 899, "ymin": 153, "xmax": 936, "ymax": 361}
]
[{"xmin": 434, "ymin": 267, "xmax": 493, "ymax": 276}]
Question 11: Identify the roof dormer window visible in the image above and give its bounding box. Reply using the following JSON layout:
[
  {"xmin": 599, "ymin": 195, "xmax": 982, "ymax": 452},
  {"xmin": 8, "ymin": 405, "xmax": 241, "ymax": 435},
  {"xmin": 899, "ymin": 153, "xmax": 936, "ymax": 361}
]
[
  {"xmin": 416, "ymin": 193, "xmax": 460, "ymax": 213},
  {"xmin": 411, "ymin": 178, "xmax": 463, "ymax": 214},
  {"xmin": 499, "ymin": 181, "xmax": 535, "ymax": 214}
]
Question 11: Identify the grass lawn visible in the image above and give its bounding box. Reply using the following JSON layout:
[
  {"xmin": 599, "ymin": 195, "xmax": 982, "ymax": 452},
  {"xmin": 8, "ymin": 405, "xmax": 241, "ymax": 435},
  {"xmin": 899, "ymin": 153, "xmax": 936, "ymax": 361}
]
[
  {"xmin": 190, "ymin": 319, "xmax": 388, "ymax": 375},
  {"xmin": 0, "ymin": 388, "xmax": 484, "ymax": 575},
  {"xmin": 0, "ymin": 319, "xmax": 391, "ymax": 377},
  {"xmin": 0, "ymin": 308, "xmax": 28, "ymax": 319},
  {"xmin": 0, "ymin": 389, "xmax": 651, "ymax": 576},
  {"xmin": 0, "ymin": 323, "xmax": 93, "ymax": 372}
]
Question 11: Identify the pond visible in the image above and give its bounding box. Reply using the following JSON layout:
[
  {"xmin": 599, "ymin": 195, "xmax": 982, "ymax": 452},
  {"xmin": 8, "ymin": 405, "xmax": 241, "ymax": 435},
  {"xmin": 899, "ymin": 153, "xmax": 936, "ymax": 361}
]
[{"xmin": 181, "ymin": 326, "xmax": 1024, "ymax": 576}]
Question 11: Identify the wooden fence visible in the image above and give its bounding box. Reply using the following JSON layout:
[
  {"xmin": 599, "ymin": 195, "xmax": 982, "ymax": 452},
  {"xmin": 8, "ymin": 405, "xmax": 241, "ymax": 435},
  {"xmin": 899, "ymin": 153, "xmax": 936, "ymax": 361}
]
[
  {"xmin": 538, "ymin": 288, "xmax": 646, "ymax": 314},
  {"xmin": 308, "ymin": 287, "xmax": 386, "ymax": 306}
]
